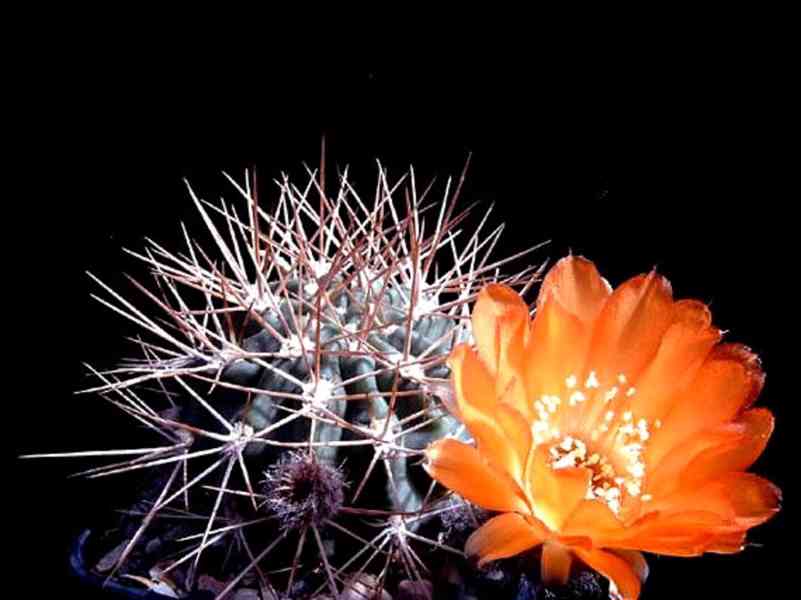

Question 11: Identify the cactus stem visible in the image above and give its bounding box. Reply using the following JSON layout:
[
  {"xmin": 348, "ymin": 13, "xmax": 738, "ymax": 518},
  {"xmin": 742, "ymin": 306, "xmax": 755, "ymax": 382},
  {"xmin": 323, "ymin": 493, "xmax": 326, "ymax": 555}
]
[{"xmin": 28, "ymin": 160, "xmax": 547, "ymax": 597}]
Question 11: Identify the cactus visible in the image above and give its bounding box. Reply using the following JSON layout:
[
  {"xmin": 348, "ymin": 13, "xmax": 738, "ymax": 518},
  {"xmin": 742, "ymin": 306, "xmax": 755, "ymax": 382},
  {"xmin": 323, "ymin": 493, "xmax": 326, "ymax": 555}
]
[{"xmin": 24, "ymin": 158, "xmax": 543, "ymax": 599}]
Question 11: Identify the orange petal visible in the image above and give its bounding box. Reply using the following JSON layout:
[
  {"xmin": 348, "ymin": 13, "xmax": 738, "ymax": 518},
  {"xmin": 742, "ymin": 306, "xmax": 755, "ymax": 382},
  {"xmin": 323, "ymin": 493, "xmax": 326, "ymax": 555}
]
[
  {"xmin": 706, "ymin": 530, "xmax": 748, "ymax": 554},
  {"xmin": 575, "ymin": 271, "xmax": 675, "ymax": 430},
  {"xmin": 680, "ymin": 408, "xmax": 774, "ymax": 486},
  {"xmin": 716, "ymin": 343, "xmax": 766, "ymax": 408},
  {"xmin": 613, "ymin": 510, "xmax": 731, "ymax": 556},
  {"xmin": 499, "ymin": 375, "xmax": 533, "ymax": 425},
  {"xmin": 649, "ymin": 344, "xmax": 765, "ymax": 464},
  {"xmin": 523, "ymin": 256, "xmax": 610, "ymax": 401},
  {"xmin": 467, "ymin": 417, "xmax": 525, "ymax": 484},
  {"xmin": 541, "ymin": 541, "xmax": 573, "ymax": 585},
  {"xmin": 645, "ymin": 425, "xmax": 741, "ymax": 500},
  {"xmin": 529, "ymin": 446, "xmax": 592, "ymax": 531},
  {"xmin": 449, "ymin": 343, "xmax": 497, "ymax": 418},
  {"xmin": 631, "ymin": 299, "xmax": 720, "ymax": 422},
  {"xmin": 466, "ymin": 512, "xmax": 547, "ymax": 566},
  {"xmin": 449, "ymin": 345, "xmax": 519, "ymax": 475},
  {"xmin": 574, "ymin": 548, "xmax": 642, "ymax": 600},
  {"xmin": 586, "ymin": 270, "xmax": 674, "ymax": 383},
  {"xmin": 471, "ymin": 283, "xmax": 529, "ymax": 382},
  {"xmin": 496, "ymin": 312, "xmax": 530, "ymax": 396},
  {"xmin": 424, "ymin": 438, "xmax": 529, "ymax": 513},
  {"xmin": 561, "ymin": 499, "xmax": 625, "ymax": 545},
  {"xmin": 646, "ymin": 408, "xmax": 772, "ymax": 499},
  {"xmin": 681, "ymin": 473, "xmax": 782, "ymax": 529},
  {"xmin": 616, "ymin": 481, "xmax": 779, "ymax": 555},
  {"xmin": 495, "ymin": 397, "xmax": 533, "ymax": 483},
  {"xmin": 536, "ymin": 255, "xmax": 611, "ymax": 324},
  {"xmin": 524, "ymin": 293, "xmax": 591, "ymax": 403},
  {"xmin": 608, "ymin": 549, "xmax": 649, "ymax": 586}
]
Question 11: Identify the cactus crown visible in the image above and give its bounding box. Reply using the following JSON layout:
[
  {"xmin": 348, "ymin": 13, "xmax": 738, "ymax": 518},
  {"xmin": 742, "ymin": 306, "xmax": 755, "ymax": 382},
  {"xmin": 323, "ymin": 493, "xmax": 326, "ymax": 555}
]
[{"xmin": 26, "ymin": 160, "xmax": 544, "ymax": 599}]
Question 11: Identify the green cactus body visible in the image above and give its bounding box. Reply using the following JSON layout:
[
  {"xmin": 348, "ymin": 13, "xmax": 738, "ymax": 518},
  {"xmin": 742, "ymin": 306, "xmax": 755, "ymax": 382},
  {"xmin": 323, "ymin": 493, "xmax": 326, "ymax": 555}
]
[{"xmin": 232, "ymin": 274, "xmax": 462, "ymax": 512}]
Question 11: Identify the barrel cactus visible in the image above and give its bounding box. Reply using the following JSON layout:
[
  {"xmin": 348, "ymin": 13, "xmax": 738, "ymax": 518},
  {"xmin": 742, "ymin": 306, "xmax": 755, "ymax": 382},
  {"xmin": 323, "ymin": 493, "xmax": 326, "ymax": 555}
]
[{"xmin": 25, "ymin": 159, "xmax": 544, "ymax": 599}]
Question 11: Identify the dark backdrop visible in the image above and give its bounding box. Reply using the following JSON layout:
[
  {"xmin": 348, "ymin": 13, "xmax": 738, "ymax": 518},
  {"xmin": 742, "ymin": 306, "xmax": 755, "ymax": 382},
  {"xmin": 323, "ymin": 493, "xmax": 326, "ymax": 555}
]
[{"xmin": 8, "ymin": 46, "xmax": 792, "ymax": 599}]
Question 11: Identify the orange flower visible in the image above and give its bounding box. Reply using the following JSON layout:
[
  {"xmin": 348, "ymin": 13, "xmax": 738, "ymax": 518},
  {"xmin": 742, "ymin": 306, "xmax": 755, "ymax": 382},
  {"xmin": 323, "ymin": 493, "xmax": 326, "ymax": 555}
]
[{"xmin": 424, "ymin": 256, "xmax": 780, "ymax": 600}]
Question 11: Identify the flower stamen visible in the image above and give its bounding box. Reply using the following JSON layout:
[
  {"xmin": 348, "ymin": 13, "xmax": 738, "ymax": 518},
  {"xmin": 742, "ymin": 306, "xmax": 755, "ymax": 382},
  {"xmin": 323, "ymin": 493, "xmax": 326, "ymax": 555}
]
[{"xmin": 542, "ymin": 370, "xmax": 656, "ymax": 515}]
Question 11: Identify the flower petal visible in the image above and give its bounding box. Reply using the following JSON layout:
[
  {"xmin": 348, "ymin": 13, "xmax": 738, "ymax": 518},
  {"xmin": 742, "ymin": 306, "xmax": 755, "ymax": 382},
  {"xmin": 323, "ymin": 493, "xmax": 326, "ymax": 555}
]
[
  {"xmin": 608, "ymin": 549, "xmax": 649, "ymax": 586},
  {"xmin": 648, "ymin": 344, "xmax": 765, "ymax": 465},
  {"xmin": 586, "ymin": 270, "xmax": 674, "ymax": 383},
  {"xmin": 524, "ymin": 256, "xmax": 609, "ymax": 401},
  {"xmin": 573, "ymin": 548, "xmax": 642, "ymax": 600},
  {"xmin": 529, "ymin": 446, "xmax": 592, "ymax": 531},
  {"xmin": 471, "ymin": 283, "xmax": 529, "ymax": 385},
  {"xmin": 645, "ymin": 426, "xmax": 741, "ymax": 500},
  {"xmin": 706, "ymin": 530, "xmax": 748, "ymax": 554},
  {"xmin": 646, "ymin": 408, "xmax": 773, "ymax": 499},
  {"xmin": 537, "ymin": 255, "xmax": 611, "ymax": 324},
  {"xmin": 561, "ymin": 499, "xmax": 626, "ymax": 545},
  {"xmin": 449, "ymin": 341, "xmax": 536, "ymax": 483},
  {"xmin": 616, "ymin": 473, "xmax": 779, "ymax": 557},
  {"xmin": 665, "ymin": 472, "xmax": 782, "ymax": 530},
  {"xmin": 449, "ymin": 343, "xmax": 497, "ymax": 418},
  {"xmin": 614, "ymin": 511, "xmax": 729, "ymax": 556},
  {"xmin": 496, "ymin": 396, "xmax": 534, "ymax": 483},
  {"xmin": 577, "ymin": 271, "xmax": 674, "ymax": 430},
  {"xmin": 541, "ymin": 541, "xmax": 574, "ymax": 585},
  {"xmin": 680, "ymin": 408, "xmax": 774, "ymax": 486},
  {"xmin": 500, "ymin": 375, "xmax": 533, "ymax": 427},
  {"xmin": 449, "ymin": 345, "xmax": 525, "ymax": 477},
  {"xmin": 524, "ymin": 292, "xmax": 589, "ymax": 402},
  {"xmin": 722, "ymin": 473, "xmax": 782, "ymax": 528},
  {"xmin": 424, "ymin": 438, "xmax": 529, "ymax": 513},
  {"xmin": 630, "ymin": 299, "xmax": 720, "ymax": 422},
  {"xmin": 523, "ymin": 256, "xmax": 611, "ymax": 399},
  {"xmin": 466, "ymin": 512, "xmax": 547, "ymax": 566}
]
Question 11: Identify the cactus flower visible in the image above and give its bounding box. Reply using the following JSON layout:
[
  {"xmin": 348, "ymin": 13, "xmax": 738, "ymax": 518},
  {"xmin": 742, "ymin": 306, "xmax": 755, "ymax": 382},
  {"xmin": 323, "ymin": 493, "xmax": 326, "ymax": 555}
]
[{"xmin": 424, "ymin": 256, "xmax": 780, "ymax": 600}]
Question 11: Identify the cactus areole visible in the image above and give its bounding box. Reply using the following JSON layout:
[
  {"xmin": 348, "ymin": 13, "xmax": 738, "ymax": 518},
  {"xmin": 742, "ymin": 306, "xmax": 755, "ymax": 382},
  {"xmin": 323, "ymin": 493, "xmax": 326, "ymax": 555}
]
[{"xmin": 28, "ymin": 160, "xmax": 545, "ymax": 599}]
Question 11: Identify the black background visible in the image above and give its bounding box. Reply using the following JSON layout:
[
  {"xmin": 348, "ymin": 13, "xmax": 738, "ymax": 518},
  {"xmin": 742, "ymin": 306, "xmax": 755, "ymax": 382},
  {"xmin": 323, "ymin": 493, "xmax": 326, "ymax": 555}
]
[{"xmin": 7, "ymin": 34, "xmax": 794, "ymax": 599}]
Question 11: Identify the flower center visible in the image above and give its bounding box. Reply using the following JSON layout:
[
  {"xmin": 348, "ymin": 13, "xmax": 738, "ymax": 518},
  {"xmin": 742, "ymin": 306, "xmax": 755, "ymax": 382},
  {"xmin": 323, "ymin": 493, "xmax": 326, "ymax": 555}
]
[
  {"xmin": 534, "ymin": 370, "xmax": 661, "ymax": 516},
  {"xmin": 548, "ymin": 435, "xmax": 628, "ymax": 514}
]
